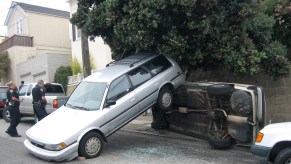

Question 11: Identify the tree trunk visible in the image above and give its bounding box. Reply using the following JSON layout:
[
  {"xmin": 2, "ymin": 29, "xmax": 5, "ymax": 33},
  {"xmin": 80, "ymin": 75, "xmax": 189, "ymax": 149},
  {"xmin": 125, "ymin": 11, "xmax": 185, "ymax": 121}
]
[{"xmin": 81, "ymin": 30, "xmax": 91, "ymax": 78}]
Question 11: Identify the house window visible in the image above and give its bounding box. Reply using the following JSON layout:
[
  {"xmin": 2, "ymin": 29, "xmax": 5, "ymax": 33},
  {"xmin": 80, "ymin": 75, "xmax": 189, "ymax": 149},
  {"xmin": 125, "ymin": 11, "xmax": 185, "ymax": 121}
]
[
  {"xmin": 16, "ymin": 19, "xmax": 23, "ymax": 34},
  {"xmin": 72, "ymin": 24, "xmax": 82, "ymax": 41}
]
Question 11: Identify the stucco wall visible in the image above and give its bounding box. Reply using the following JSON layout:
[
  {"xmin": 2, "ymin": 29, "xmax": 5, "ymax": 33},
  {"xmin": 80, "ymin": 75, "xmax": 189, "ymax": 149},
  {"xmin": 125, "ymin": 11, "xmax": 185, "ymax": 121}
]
[
  {"xmin": 187, "ymin": 69, "xmax": 291, "ymax": 124},
  {"xmin": 7, "ymin": 8, "xmax": 28, "ymax": 36},
  {"xmin": 68, "ymin": 0, "xmax": 112, "ymax": 73},
  {"xmin": 28, "ymin": 12, "xmax": 71, "ymax": 51}
]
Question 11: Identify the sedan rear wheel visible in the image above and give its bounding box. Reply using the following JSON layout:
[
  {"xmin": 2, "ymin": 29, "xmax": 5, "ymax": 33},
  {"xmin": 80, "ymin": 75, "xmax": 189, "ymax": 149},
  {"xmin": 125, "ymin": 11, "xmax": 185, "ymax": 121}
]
[
  {"xmin": 157, "ymin": 87, "xmax": 173, "ymax": 111},
  {"xmin": 79, "ymin": 132, "xmax": 103, "ymax": 159}
]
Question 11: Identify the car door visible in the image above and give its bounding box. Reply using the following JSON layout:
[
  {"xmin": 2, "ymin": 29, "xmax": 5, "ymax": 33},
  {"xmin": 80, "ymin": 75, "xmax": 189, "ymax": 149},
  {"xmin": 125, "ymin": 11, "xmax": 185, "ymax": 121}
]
[
  {"xmin": 127, "ymin": 66, "xmax": 155, "ymax": 112},
  {"xmin": 19, "ymin": 84, "xmax": 31, "ymax": 114},
  {"xmin": 103, "ymin": 75, "xmax": 139, "ymax": 133}
]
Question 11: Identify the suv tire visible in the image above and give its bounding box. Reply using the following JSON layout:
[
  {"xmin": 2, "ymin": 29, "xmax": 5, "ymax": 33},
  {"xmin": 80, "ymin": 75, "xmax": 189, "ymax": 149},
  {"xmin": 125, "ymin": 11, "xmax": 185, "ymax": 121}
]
[
  {"xmin": 207, "ymin": 84, "xmax": 231, "ymax": 96},
  {"xmin": 208, "ymin": 135, "xmax": 233, "ymax": 149}
]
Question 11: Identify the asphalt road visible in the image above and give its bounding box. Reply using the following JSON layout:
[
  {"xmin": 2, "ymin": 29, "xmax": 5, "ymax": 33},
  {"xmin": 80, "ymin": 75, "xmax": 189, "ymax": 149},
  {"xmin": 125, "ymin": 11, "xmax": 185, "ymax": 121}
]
[{"xmin": 0, "ymin": 117, "xmax": 261, "ymax": 164}]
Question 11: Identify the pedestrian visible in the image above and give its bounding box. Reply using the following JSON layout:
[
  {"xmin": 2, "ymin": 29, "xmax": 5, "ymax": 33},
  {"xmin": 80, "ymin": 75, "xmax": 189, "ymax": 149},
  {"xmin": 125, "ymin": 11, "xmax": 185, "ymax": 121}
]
[
  {"xmin": 5, "ymin": 81, "xmax": 22, "ymax": 137},
  {"xmin": 19, "ymin": 81, "xmax": 24, "ymax": 90},
  {"xmin": 32, "ymin": 79, "xmax": 47, "ymax": 121}
]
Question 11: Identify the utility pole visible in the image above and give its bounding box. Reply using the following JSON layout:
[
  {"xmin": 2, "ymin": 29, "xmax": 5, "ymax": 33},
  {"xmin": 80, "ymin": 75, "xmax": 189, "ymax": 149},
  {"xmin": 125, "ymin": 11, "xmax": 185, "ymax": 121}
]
[{"xmin": 81, "ymin": 30, "xmax": 91, "ymax": 78}]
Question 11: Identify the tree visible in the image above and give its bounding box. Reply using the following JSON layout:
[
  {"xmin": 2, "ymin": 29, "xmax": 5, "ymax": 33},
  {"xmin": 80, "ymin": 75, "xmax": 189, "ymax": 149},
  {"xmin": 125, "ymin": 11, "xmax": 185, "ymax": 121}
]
[
  {"xmin": 71, "ymin": 0, "xmax": 289, "ymax": 80},
  {"xmin": 264, "ymin": 0, "xmax": 291, "ymax": 60},
  {"xmin": 0, "ymin": 51, "xmax": 10, "ymax": 79},
  {"xmin": 54, "ymin": 66, "xmax": 72, "ymax": 94},
  {"xmin": 81, "ymin": 31, "xmax": 91, "ymax": 77}
]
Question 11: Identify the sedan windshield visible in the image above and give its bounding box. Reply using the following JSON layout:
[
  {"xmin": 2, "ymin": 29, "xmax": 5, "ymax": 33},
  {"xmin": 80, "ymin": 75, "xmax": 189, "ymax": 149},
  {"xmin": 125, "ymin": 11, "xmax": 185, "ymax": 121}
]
[{"xmin": 66, "ymin": 81, "xmax": 107, "ymax": 111}]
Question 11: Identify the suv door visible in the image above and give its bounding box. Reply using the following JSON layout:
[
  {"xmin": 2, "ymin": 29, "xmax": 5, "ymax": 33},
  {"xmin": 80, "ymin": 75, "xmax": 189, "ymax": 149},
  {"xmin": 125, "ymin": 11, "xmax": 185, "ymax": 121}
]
[
  {"xmin": 103, "ymin": 75, "xmax": 139, "ymax": 132},
  {"xmin": 19, "ymin": 84, "xmax": 31, "ymax": 114}
]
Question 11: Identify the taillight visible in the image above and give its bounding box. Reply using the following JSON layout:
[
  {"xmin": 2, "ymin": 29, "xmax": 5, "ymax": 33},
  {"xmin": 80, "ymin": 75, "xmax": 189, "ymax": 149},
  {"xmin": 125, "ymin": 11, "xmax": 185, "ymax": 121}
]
[{"xmin": 53, "ymin": 99, "xmax": 58, "ymax": 108}]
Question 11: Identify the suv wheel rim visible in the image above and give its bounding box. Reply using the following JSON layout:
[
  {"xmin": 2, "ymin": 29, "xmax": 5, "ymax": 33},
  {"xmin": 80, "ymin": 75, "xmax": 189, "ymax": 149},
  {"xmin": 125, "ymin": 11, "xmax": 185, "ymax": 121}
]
[
  {"xmin": 85, "ymin": 137, "xmax": 101, "ymax": 156},
  {"xmin": 162, "ymin": 92, "xmax": 172, "ymax": 108}
]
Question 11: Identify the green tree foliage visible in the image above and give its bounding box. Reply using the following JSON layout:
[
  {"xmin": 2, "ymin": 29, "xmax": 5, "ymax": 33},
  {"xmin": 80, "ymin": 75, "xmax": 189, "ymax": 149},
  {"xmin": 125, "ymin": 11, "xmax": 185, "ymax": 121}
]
[
  {"xmin": 0, "ymin": 51, "xmax": 10, "ymax": 79},
  {"xmin": 264, "ymin": 0, "xmax": 291, "ymax": 59},
  {"xmin": 54, "ymin": 66, "xmax": 72, "ymax": 93},
  {"xmin": 71, "ymin": 0, "xmax": 290, "ymax": 80},
  {"xmin": 71, "ymin": 57, "xmax": 82, "ymax": 75},
  {"xmin": 274, "ymin": 0, "xmax": 291, "ymax": 59}
]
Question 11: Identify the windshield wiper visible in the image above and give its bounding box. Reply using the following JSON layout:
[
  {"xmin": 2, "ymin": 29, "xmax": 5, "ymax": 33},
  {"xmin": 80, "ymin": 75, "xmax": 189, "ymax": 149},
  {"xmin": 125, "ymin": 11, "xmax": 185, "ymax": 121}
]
[
  {"xmin": 65, "ymin": 103, "xmax": 90, "ymax": 111},
  {"xmin": 72, "ymin": 105, "xmax": 90, "ymax": 111}
]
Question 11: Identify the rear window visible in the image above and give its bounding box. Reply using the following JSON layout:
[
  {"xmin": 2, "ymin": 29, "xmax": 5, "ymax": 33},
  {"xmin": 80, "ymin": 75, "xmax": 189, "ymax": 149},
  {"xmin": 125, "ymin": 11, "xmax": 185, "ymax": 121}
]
[{"xmin": 44, "ymin": 84, "xmax": 64, "ymax": 93}]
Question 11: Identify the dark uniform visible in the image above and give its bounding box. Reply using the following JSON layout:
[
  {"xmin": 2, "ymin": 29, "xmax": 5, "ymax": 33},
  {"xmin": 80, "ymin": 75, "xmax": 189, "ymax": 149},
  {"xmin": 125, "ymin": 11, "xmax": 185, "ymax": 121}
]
[
  {"xmin": 32, "ymin": 85, "xmax": 47, "ymax": 121},
  {"xmin": 6, "ymin": 88, "xmax": 21, "ymax": 136}
]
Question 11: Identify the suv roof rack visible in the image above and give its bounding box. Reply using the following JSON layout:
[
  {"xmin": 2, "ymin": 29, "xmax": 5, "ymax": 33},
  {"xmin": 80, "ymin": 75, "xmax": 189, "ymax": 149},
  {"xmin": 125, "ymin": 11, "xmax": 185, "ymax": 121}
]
[{"xmin": 115, "ymin": 53, "xmax": 155, "ymax": 67}]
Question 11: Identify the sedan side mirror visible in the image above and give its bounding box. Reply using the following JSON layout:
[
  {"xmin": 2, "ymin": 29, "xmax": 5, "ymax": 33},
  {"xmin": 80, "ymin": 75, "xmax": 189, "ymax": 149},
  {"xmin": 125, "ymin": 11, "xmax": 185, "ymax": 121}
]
[{"xmin": 104, "ymin": 99, "xmax": 116, "ymax": 107}]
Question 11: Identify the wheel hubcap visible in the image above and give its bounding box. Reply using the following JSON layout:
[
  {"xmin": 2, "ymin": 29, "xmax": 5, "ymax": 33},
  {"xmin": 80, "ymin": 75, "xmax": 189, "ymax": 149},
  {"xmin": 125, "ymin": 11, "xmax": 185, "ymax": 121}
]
[
  {"xmin": 162, "ymin": 92, "xmax": 172, "ymax": 108},
  {"xmin": 85, "ymin": 137, "xmax": 101, "ymax": 156},
  {"xmin": 286, "ymin": 158, "xmax": 291, "ymax": 164}
]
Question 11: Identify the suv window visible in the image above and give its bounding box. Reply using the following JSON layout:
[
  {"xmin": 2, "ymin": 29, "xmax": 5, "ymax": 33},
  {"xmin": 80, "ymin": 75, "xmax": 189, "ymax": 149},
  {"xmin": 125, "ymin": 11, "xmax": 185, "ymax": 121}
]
[
  {"xmin": 107, "ymin": 75, "xmax": 131, "ymax": 101},
  {"xmin": 44, "ymin": 84, "xmax": 64, "ymax": 93},
  {"xmin": 128, "ymin": 67, "xmax": 152, "ymax": 88},
  {"xmin": 19, "ymin": 85, "xmax": 28, "ymax": 96},
  {"xmin": 0, "ymin": 92, "xmax": 6, "ymax": 99},
  {"xmin": 143, "ymin": 55, "xmax": 172, "ymax": 75}
]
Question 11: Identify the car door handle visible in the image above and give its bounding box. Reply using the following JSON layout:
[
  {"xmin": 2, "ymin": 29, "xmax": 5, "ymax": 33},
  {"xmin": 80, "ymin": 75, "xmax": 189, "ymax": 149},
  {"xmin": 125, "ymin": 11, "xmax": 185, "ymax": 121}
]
[{"xmin": 131, "ymin": 98, "xmax": 136, "ymax": 102}]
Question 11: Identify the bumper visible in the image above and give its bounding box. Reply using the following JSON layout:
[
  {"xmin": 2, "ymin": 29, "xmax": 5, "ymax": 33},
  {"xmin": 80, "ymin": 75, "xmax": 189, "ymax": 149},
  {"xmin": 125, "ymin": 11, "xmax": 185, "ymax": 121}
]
[
  {"xmin": 24, "ymin": 139, "xmax": 79, "ymax": 162},
  {"xmin": 250, "ymin": 145, "xmax": 271, "ymax": 161}
]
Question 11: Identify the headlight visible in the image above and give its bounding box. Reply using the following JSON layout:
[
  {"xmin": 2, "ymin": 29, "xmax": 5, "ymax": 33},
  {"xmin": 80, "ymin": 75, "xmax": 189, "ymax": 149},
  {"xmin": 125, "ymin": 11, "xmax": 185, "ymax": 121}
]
[
  {"xmin": 44, "ymin": 142, "xmax": 67, "ymax": 151},
  {"xmin": 255, "ymin": 132, "xmax": 264, "ymax": 143}
]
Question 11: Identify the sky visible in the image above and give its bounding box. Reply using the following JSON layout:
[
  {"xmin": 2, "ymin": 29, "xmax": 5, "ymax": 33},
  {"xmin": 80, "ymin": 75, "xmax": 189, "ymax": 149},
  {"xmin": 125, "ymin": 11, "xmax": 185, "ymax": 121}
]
[{"xmin": 0, "ymin": 0, "xmax": 70, "ymax": 36}]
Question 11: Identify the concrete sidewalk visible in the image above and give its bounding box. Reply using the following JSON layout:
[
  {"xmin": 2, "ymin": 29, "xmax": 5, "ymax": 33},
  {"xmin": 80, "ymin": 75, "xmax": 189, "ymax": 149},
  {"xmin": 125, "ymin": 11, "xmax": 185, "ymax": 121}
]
[{"xmin": 122, "ymin": 115, "xmax": 201, "ymax": 141}]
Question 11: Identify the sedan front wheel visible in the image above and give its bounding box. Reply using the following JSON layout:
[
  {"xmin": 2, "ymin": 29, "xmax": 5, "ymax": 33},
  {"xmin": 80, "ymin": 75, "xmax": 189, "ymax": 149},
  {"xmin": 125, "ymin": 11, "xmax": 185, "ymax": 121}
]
[{"xmin": 78, "ymin": 132, "xmax": 103, "ymax": 159}]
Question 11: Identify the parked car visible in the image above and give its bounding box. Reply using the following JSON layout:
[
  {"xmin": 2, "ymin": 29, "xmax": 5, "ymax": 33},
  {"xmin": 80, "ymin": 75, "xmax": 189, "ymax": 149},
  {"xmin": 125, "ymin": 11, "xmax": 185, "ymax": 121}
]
[
  {"xmin": 0, "ymin": 86, "xmax": 8, "ymax": 117},
  {"xmin": 3, "ymin": 83, "xmax": 68, "ymax": 122},
  {"xmin": 24, "ymin": 52, "xmax": 185, "ymax": 161},
  {"xmin": 251, "ymin": 122, "xmax": 291, "ymax": 164}
]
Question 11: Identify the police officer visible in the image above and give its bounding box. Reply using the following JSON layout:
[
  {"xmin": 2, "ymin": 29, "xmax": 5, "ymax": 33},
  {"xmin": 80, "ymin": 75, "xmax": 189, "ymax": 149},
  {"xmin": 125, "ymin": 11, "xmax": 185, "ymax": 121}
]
[
  {"xmin": 5, "ymin": 81, "xmax": 22, "ymax": 137},
  {"xmin": 32, "ymin": 79, "xmax": 47, "ymax": 121}
]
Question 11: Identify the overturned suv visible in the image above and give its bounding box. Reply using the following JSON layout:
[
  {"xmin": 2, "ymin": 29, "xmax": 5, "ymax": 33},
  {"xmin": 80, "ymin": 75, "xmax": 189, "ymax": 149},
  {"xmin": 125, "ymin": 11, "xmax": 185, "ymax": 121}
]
[
  {"xmin": 158, "ymin": 82, "xmax": 266, "ymax": 149},
  {"xmin": 24, "ymin": 52, "xmax": 185, "ymax": 161}
]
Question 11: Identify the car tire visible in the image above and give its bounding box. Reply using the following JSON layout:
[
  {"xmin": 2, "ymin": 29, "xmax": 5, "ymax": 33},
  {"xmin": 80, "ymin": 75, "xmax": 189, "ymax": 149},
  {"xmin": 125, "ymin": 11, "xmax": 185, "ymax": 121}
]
[
  {"xmin": 3, "ymin": 107, "xmax": 10, "ymax": 122},
  {"xmin": 157, "ymin": 86, "xmax": 173, "ymax": 112},
  {"xmin": 78, "ymin": 132, "xmax": 103, "ymax": 159},
  {"xmin": 274, "ymin": 148, "xmax": 291, "ymax": 164},
  {"xmin": 207, "ymin": 84, "xmax": 232, "ymax": 96},
  {"xmin": 208, "ymin": 135, "xmax": 233, "ymax": 149}
]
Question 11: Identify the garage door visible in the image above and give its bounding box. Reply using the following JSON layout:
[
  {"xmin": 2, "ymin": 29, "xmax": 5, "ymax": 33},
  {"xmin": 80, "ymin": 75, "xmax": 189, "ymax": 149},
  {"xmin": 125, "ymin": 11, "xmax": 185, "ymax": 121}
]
[
  {"xmin": 20, "ymin": 74, "xmax": 33, "ymax": 83},
  {"xmin": 34, "ymin": 73, "xmax": 48, "ymax": 82}
]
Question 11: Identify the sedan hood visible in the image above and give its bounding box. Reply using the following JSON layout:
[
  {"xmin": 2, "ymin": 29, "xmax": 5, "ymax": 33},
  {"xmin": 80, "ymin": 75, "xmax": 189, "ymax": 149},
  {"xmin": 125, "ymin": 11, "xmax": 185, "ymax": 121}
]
[{"xmin": 26, "ymin": 106, "xmax": 104, "ymax": 144}]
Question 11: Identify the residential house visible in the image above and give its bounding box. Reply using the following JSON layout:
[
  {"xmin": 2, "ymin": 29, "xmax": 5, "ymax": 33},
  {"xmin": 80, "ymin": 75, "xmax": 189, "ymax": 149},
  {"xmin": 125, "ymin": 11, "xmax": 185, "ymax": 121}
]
[
  {"xmin": 0, "ymin": 1, "xmax": 72, "ymax": 85},
  {"xmin": 66, "ymin": 0, "xmax": 112, "ymax": 87}
]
